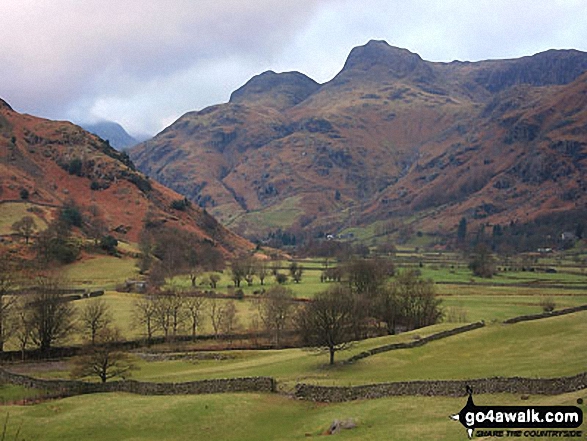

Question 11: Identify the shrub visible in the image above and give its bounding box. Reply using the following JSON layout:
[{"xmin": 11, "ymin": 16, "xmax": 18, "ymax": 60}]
[
  {"xmin": 170, "ymin": 198, "xmax": 191, "ymax": 211},
  {"xmin": 60, "ymin": 204, "xmax": 83, "ymax": 228},
  {"xmin": 275, "ymin": 273, "xmax": 288, "ymax": 284},
  {"xmin": 100, "ymin": 235, "xmax": 118, "ymax": 255},
  {"xmin": 67, "ymin": 158, "xmax": 83, "ymax": 176},
  {"xmin": 19, "ymin": 188, "xmax": 29, "ymax": 200},
  {"xmin": 540, "ymin": 297, "xmax": 556, "ymax": 313}
]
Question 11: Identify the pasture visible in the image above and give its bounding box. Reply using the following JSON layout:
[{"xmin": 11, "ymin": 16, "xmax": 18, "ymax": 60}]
[{"xmin": 2, "ymin": 249, "xmax": 587, "ymax": 441}]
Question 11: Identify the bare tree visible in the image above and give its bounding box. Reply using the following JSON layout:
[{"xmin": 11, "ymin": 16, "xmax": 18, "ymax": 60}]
[
  {"xmin": 0, "ymin": 255, "xmax": 16, "ymax": 352},
  {"xmin": 220, "ymin": 301, "xmax": 238, "ymax": 338},
  {"xmin": 71, "ymin": 327, "xmax": 136, "ymax": 383},
  {"xmin": 256, "ymin": 262, "xmax": 268, "ymax": 286},
  {"xmin": 208, "ymin": 297, "xmax": 224, "ymax": 338},
  {"xmin": 343, "ymin": 258, "xmax": 392, "ymax": 297},
  {"xmin": 289, "ymin": 262, "xmax": 303, "ymax": 283},
  {"xmin": 209, "ymin": 273, "xmax": 221, "ymax": 289},
  {"xmin": 84, "ymin": 204, "xmax": 107, "ymax": 246},
  {"xmin": 11, "ymin": 216, "xmax": 37, "ymax": 244},
  {"xmin": 296, "ymin": 285, "xmax": 356, "ymax": 365},
  {"xmin": 392, "ymin": 270, "xmax": 442, "ymax": 330},
  {"xmin": 230, "ymin": 257, "xmax": 251, "ymax": 288},
  {"xmin": 12, "ymin": 297, "xmax": 33, "ymax": 361},
  {"xmin": 257, "ymin": 286, "xmax": 295, "ymax": 346},
  {"xmin": 183, "ymin": 294, "xmax": 206, "ymax": 339},
  {"xmin": 27, "ymin": 274, "xmax": 76, "ymax": 353},
  {"xmin": 153, "ymin": 291, "xmax": 185, "ymax": 340},
  {"xmin": 132, "ymin": 295, "xmax": 158, "ymax": 344},
  {"xmin": 79, "ymin": 298, "xmax": 113, "ymax": 345},
  {"xmin": 373, "ymin": 285, "xmax": 401, "ymax": 335}
]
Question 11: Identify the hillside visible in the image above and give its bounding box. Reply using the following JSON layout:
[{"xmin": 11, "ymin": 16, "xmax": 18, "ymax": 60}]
[
  {"xmin": 81, "ymin": 121, "xmax": 138, "ymax": 150},
  {"xmin": 130, "ymin": 41, "xmax": 587, "ymax": 240},
  {"xmin": 0, "ymin": 100, "xmax": 251, "ymax": 254}
]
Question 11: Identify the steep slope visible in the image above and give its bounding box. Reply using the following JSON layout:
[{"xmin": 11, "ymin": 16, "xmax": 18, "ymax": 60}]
[
  {"xmin": 0, "ymin": 101, "xmax": 251, "ymax": 254},
  {"xmin": 366, "ymin": 72, "xmax": 587, "ymax": 233},
  {"xmin": 130, "ymin": 41, "xmax": 587, "ymax": 239}
]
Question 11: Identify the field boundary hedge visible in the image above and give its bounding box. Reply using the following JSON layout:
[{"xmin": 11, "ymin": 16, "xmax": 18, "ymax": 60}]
[
  {"xmin": 0, "ymin": 367, "xmax": 275, "ymax": 397},
  {"xmin": 344, "ymin": 321, "xmax": 485, "ymax": 364},
  {"xmin": 503, "ymin": 304, "xmax": 587, "ymax": 324},
  {"xmin": 294, "ymin": 372, "xmax": 587, "ymax": 402}
]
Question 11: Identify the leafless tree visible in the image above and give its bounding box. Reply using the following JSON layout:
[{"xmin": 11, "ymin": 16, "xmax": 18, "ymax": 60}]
[
  {"xmin": 296, "ymin": 285, "xmax": 356, "ymax": 365},
  {"xmin": 132, "ymin": 295, "xmax": 159, "ymax": 343},
  {"xmin": 209, "ymin": 273, "xmax": 221, "ymax": 289},
  {"xmin": 391, "ymin": 270, "xmax": 442, "ymax": 330},
  {"xmin": 183, "ymin": 294, "xmax": 206, "ymax": 339},
  {"xmin": 153, "ymin": 291, "xmax": 185, "ymax": 340},
  {"xmin": 256, "ymin": 286, "xmax": 295, "ymax": 346},
  {"xmin": 79, "ymin": 298, "xmax": 113, "ymax": 345},
  {"xmin": 71, "ymin": 327, "xmax": 136, "ymax": 383},
  {"xmin": 27, "ymin": 274, "xmax": 76, "ymax": 353},
  {"xmin": 11, "ymin": 216, "xmax": 37, "ymax": 244},
  {"xmin": 220, "ymin": 301, "xmax": 238, "ymax": 339},
  {"xmin": 208, "ymin": 297, "xmax": 224, "ymax": 338},
  {"xmin": 12, "ymin": 297, "xmax": 33, "ymax": 361},
  {"xmin": 0, "ymin": 255, "xmax": 16, "ymax": 352},
  {"xmin": 256, "ymin": 262, "xmax": 268, "ymax": 286}
]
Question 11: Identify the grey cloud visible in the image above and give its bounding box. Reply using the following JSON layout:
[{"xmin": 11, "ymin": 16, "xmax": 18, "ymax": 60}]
[{"xmin": 1, "ymin": 0, "xmax": 586, "ymax": 135}]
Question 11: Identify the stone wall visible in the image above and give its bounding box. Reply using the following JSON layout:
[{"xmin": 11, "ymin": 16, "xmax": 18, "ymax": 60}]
[
  {"xmin": 503, "ymin": 304, "xmax": 587, "ymax": 324},
  {"xmin": 0, "ymin": 367, "xmax": 275, "ymax": 397},
  {"xmin": 345, "ymin": 321, "xmax": 485, "ymax": 364},
  {"xmin": 294, "ymin": 372, "xmax": 587, "ymax": 402}
]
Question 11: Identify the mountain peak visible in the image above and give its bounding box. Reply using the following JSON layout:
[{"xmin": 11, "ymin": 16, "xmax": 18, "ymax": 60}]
[
  {"xmin": 229, "ymin": 70, "xmax": 320, "ymax": 110},
  {"xmin": 341, "ymin": 40, "xmax": 426, "ymax": 78}
]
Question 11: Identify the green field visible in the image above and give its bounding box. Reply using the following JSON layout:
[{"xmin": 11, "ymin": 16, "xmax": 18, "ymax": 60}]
[
  {"xmin": 63, "ymin": 255, "xmax": 139, "ymax": 289},
  {"xmin": 0, "ymin": 387, "xmax": 585, "ymax": 440},
  {"xmin": 15, "ymin": 311, "xmax": 587, "ymax": 390},
  {"xmin": 3, "ymin": 251, "xmax": 587, "ymax": 441},
  {"xmin": 0, "ymin": 202, "xmax": 49, "ymax": 236},
  {"xmin": 2, "ymin": 309, "xmax": 587, "ymax": 440}
]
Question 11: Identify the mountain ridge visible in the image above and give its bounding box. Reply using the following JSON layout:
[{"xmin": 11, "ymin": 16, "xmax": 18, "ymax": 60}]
[
  {"xmin": 130, "ymin": 41, "xmax": 587, "ymax": 241},
  {"xmin": 0, "ymin": 103, "xmax": 252, "ymax": 254}
]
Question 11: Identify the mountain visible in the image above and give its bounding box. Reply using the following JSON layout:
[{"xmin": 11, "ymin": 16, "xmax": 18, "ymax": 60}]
[
  {"xmin": 81, "ymin": 121, "xmax": 138, "ymax": 150},
  {"xmin": 130, "ymin": 41, "xmax": 587, "ymax": 240},
  {"xmin": 0, "ymin": 101, "xmax": 251, "ymax": 254}
]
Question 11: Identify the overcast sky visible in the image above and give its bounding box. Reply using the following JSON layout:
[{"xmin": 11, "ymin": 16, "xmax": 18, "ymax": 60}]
[{"xmin": 1, "ymin": 0, "xmax": 586, "ymax": 137}]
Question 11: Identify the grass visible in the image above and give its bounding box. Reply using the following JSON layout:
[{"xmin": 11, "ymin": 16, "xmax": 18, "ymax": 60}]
[
  {"xmin": 0, "ymin": 202, "xmax": 49, "ymax": 235},
  {"xmin": 0, "ymin": 390, "xmax": 585, "ymax": 441},
  {"xmin": 226, "ymin": 196, "xmax": 304, "ymax": 234},
  {"xmin": 440, "ymin": 292, "xmax": 587, "ymax": 322},
  {"xmin": 62, "ymin": 255, "xmax": 139, "ymax": 289},
  {"xmin": 122, "ymin": 311, "xmax": 587, "ymax": 387},
  {"xmin": 22, "ymin": 311, "xmax": 587, "ymax": 390},
  {"xmin": 418, "ymin": 266, "xmax": 587, "ymax": 286},
  {"xmin": 0, "ymin": 384, "xmax": 49, "ymax": 404}
]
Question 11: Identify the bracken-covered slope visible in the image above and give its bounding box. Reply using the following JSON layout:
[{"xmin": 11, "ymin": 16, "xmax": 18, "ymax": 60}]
[
  {"xmin": 130, "ymin": 40, "xmax": 587, "ymax": 239},
  {"xmin": 0, "ymin": 101, "xmax": 251, "ymax": 254}
]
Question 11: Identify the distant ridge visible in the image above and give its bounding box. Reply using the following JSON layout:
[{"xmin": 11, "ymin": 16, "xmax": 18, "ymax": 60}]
[{"xmin": 81, "ymin": 120, "xmax": 138, "ymax": 150}]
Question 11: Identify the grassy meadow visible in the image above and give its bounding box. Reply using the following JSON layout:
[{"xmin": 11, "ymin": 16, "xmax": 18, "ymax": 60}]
[
  {"xmin": 2, "ymin": 249, "xmax": 587, "ymax": 441},
  {"xmin": 1, "ymin": 388, "xmax": 585, "ymax": 440}
]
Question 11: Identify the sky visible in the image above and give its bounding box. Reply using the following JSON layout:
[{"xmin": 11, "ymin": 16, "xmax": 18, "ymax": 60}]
[{"xmin": 1, "ymin": 0, "xmax": 586, "ymax": 137}]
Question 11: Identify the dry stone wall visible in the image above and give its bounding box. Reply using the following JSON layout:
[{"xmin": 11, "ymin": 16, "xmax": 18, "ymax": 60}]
[
  {"xmin": 295, "ymin": 372, "xmax": 587, "ymax": 402},
  {"xmin": 345, "ymin": 321, "xmax": 485, "ymax": 364},
  {"xmin": 0, "ymin": 367, "xmax": 275, "ymax": 397},
  {"xmin": 503, "ymin": 304, "xmax": 587, "ymax": 324}
]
